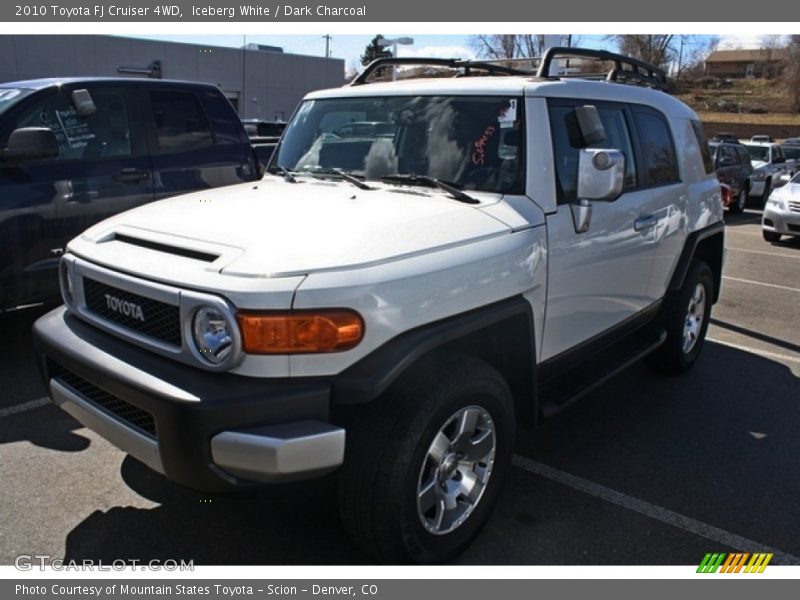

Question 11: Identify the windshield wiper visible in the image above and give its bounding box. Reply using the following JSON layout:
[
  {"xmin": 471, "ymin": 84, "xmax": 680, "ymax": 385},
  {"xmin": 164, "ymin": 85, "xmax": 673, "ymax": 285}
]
[
  {"xmin": 303, "ymin": 168, "xmax": 373, "ymax": 190},
  {"xmin": 266, "ymin": 164, "xmax": 298, "ymax": 183},
  {"xmin": 379, "ymin": 174, "xmax": 479, "ymax": 205}
]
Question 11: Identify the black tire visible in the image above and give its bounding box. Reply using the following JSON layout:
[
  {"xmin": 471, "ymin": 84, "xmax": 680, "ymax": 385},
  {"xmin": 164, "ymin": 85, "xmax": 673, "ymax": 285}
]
[
  {"xmin": 646, "ymin": 260, "xmax": 713, "ymax": 375},
  {"xmin": 729, "ymin": 187, "xmax": 747, "ymax": 214},
  {"xmin": 337, "ymin": 353, "xmax": 515, "ymax": 563},
  {"xmin": 763, "ymin": 229, "xmax": 781, "ymax": 242}
]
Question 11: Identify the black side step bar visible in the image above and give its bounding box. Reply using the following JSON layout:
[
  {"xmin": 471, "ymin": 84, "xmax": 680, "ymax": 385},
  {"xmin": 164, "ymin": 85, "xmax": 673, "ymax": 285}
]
[{"xmin": 537, "ymin": 326, "xmax": 667, "ymax": 419}]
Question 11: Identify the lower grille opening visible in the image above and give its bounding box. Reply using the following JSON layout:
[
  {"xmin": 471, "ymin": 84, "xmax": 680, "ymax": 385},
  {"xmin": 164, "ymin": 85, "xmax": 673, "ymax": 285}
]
[{"xmin": 49, "ymin": 361, "xmax": 156, "ymax": 439}]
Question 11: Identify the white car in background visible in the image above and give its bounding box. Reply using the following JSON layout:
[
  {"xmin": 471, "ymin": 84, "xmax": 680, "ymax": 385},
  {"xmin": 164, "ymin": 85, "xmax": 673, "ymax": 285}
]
[
  {"xmin": 745, "ymin": 142, "xmax": 796, "ymax": 202},
  {"xmin": 763, "ymin": 172, "xmax": 800, "ymax": 242}
]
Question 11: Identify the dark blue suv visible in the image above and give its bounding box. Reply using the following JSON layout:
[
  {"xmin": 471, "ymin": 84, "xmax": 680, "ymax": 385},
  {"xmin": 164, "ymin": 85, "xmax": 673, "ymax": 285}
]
[{"xmin": 0, "ymin": 78, "xmax": 258, "ymax": 311}]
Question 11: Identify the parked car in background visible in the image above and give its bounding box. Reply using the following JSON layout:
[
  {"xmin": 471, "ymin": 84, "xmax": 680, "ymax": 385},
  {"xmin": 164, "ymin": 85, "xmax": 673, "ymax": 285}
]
[
  {"xmin": 242, "ymin": 119, "xmax": 287, "ymax": 174},
  {"xmin": 780, "ymin": 143, "xmax": 800, "ymax": 179},
  {"xmin": 242, "ymin": 119, "xmax": 286, "ymax": 138},
  {"xmin": 744, "ymin": 142, "xmax": 795, "ymax": 203},
  {"xmin": 782, "ymin": 137, "xmax": 800, "ymax": 145},
  {"xmin": 763, "ymin": 172, "xmax": 800, "ymax": 242},
  {"xmin": 750, "ymin": 134, "xmax": 774, "ymax": 143},
  {"xmin": 710, "ymin": 141, "xmax": 754, "ymax": 213},
  {"xmin": 711, "ymin": 132, "xmax": 740, "ymax": 144},
  {"xmin": 0, "ymin": 77, "xmax": 258, "ymax": 311}
]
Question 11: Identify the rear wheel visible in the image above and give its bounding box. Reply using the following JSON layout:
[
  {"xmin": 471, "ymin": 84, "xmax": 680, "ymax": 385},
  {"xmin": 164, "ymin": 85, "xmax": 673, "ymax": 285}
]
[
  {"xmin": 763, "ymin": 229, "xmax": 781, "ymax": 242},
  {"xmin": 729, "ymin": 187, "xmax": 747, "ymax": 214},
  {"xmin": 647, "ymin": 260, "xmax": 713, "ymax": 375},
  {"xmin": 337, "ymin": 353, "xmax": 515, "ymax": 563}
]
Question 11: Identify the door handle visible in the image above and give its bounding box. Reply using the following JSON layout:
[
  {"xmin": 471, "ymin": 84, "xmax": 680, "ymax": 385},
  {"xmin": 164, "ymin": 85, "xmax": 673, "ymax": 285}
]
[
  {"xmin": 634, "ymin": 214, "xmax": 658, "ymax": 231},
  {"xmin": 113, "ymin": 169, "xmax": 149, "ymax": 183}
]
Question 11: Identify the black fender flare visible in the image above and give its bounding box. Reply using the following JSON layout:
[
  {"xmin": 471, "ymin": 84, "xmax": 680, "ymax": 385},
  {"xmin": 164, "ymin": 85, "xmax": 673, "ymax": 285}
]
[{"xmin": 332, "ymin": 296, "xmax": 536, "ymax": 412}]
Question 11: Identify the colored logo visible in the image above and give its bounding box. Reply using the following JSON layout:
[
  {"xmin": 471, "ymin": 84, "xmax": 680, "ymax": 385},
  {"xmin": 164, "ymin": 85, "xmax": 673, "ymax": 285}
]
[{"xmin": 697, "ymin": 552, "xmax": 773, "ymax": 573}]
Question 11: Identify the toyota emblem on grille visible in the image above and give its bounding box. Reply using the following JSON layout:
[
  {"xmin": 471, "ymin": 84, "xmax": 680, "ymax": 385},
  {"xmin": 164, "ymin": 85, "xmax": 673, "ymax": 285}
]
[{"xmin": 104, "ymin": 293, "xmax": 145, "ymax": 322}]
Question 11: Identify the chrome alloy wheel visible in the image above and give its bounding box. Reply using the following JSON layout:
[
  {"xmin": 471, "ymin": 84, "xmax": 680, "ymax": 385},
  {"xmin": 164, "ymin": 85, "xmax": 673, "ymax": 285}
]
[
  {"xmin": 682, "ymin": 282, "xmax": 707, "ymax": 354},
  {"xmin": 416, "ymin": 405, "xmax": 496, "ymax": 536}
]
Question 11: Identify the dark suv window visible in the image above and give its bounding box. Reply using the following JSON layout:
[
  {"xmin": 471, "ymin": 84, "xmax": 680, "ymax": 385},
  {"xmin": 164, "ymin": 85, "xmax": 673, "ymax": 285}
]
[
  {"xmin": 10, "ymin": 88, "xmax": 132, "ymax": 160},
  {"xmin": 633, "ymin": 108, "xmax": 679, "ymax": 185},
  {"xmin": 149, "ymin": 91, "xmax": 213, "ymax": 153},
  {"xmin": 549, "ymin": 104, "xmax": 637, "ymax": 202}
]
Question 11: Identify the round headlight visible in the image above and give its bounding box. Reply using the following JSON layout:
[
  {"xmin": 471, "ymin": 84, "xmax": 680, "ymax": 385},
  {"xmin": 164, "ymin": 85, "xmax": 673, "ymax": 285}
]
[{"xmin": 192, "ymin": 306, "xmax": 233, "ymax": 365}]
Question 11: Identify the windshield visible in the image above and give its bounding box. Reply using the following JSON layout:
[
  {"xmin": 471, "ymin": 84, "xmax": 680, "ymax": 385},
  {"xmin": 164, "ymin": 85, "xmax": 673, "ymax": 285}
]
[
  {"xmin": 745, "ymin": 144, "xmax": 770, "ymax": 162},
  {"xmin": 273, "ymin": 95, "xmax": 525, "ymax": 194},
  {"xmin": 0, "ymin": 88, "xmax": 35, "ymax": 114}
]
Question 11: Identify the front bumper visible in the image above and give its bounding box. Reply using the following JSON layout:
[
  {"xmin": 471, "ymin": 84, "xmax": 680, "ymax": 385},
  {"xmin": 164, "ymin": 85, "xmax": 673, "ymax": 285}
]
[
  {"xmin": 33, "ymin": 307, "xmax": 344, "ymax": 490},
  {"xmin": 762, "ymin": 204, "xmax": 800, "ymax": 237}
]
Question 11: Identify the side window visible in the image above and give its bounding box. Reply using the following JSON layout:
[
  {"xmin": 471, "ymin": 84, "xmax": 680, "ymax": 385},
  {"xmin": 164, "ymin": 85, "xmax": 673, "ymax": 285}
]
[
  {"xmin": 690, "ymin": 120, "xmax": 714, "ymax": 174},
  {"xmin": 633, "ymin": 109, "xmax": 679, "ymax": 185},
  {"xmin": 149, "ymin": 91, "xmax": 214, "ymax": 153},
  {"xmin": 550, "ymin": 104, "xmax": 637, "ymax": 202},
  {"xmin": 738, "ymin": 147, "xmax": 751, "ymax": 165},
  {"xmin": 719, "ymin": 145, "xmax": 735, "ymax": 165},
  {"xmin": 12, "ymin": 88, "xmax": 132, "ymax": 160}
]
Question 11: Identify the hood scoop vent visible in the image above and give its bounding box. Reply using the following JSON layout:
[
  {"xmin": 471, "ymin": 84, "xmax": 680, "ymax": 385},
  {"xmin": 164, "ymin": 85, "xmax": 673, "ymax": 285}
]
[{"xmin": 111, "ymin": 233, "xmax": 220, "ymax": 263}]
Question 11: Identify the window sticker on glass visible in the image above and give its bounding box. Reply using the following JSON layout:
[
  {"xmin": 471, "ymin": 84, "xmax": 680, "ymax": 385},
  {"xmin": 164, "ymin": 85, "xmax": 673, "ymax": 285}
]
[
  {"xmin": 498, "ymin": 99, "xmax": 517, "ymax": 128},
  {"xmin": 54, "ymin": 108, "xmax": 95, "ymax": 149}
]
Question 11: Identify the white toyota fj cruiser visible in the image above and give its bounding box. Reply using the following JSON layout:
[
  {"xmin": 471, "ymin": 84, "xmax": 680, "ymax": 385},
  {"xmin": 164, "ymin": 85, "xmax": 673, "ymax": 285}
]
[{"xmin": 33, "ymin": 49, "xmax": 724, "ymax": 563}]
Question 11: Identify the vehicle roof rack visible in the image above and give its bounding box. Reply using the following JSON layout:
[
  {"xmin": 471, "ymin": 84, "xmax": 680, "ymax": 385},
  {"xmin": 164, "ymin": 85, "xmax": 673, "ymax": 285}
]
[
  {"xmin": 535, "ymin": 47, "xmax": 669, "ymax": 91},
  {"xmin": 350, "ymin": 57, "xmax": 529, "ymax": 86},
  {"xmin": 350, "ymin": 48, "xmax": 670, "ymax": 92}
]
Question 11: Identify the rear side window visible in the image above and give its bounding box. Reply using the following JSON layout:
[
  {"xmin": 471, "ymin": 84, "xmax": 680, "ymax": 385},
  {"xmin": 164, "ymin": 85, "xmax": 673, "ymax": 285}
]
[
  {"xmin": 633, "ymin": 109, "xmax": 679, "ymax": 184},
  {"xmin": 149, "ymin": 91, "xmax": 214, "ymax": 153},
  {"xmin": 549, "ymin": 104, "xmax": 638, "ymax": 202},
  {"xmin": 690, "ymin": 120, "xmax": 714, "ymax": 174}
]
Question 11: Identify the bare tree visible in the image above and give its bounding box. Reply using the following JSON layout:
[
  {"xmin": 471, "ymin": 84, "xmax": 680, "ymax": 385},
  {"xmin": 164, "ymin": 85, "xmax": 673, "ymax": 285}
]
[
  {"xmin": 470, "ymin": 35, "xmax": 558, "ymax": 59},
  {"xmin": 607, "ymin": 35, "xmax": 676, "ymax": 70},
  {"xmin": 760, "ymin": 34, "xmax": 785, "ymax": 79},
  {"xmin": 783, "ymin": 35, "xmax": 800, "ymax": 111}
]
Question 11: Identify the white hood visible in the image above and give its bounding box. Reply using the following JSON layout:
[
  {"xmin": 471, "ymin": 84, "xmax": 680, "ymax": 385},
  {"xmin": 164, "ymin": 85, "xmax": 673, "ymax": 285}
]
[{"xmin": 77, "ymin": 178, "xmax": 510, "ymax": 278}]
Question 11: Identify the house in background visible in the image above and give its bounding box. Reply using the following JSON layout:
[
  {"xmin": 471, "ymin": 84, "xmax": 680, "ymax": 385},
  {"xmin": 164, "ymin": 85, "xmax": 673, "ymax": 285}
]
[{"xmin": 704, "ymin": 48, "xmax": 787, "ymax": 78}]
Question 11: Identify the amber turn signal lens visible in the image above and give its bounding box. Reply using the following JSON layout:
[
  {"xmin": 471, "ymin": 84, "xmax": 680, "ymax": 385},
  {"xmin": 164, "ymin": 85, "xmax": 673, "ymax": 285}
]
[{"xmin": 236, "ymin": 310, "xmax": 364, "ymax": 354}]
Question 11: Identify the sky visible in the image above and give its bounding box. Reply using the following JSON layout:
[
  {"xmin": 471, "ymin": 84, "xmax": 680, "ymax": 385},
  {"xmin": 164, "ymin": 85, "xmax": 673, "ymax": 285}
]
[{"xmin": 127, "ymin": 33, "xmax": 773, "ymax": 73}]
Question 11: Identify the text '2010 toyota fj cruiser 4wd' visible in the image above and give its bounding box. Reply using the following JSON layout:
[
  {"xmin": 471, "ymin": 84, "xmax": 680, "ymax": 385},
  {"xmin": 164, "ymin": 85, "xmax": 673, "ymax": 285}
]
[{"xmin": 33, "ymin": 48, "xmax": 725, "ymax": 563}]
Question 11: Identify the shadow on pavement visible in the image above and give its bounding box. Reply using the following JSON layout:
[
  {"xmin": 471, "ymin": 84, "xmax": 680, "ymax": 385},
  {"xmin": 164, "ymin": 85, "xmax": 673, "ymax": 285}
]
[{"xmin": 58, "ymin": 340, "xmax": 800, "ymax": 565}]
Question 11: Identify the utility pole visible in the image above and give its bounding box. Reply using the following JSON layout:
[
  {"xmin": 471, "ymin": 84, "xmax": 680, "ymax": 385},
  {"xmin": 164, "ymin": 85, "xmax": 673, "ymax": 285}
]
[
  {"xmin": 677, "ymin": 37, "xmax": 685, "ymax": 77},
  {"xmin": 323, "ymin": 34, "xmax": 331, "ymax": 58}
]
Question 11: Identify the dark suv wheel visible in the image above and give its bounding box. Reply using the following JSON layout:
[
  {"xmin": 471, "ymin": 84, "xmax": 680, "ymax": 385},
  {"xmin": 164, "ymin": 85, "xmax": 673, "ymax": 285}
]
[{"xmin": 337, "ymin": 353, "xmax": 515, "ymax": 563}]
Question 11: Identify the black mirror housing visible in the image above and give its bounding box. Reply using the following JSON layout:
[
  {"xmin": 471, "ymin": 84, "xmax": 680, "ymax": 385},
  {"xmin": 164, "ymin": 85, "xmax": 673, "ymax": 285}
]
[{"xmin": 2, "ymin": 127, "xmax": 60, "ymax": 161}]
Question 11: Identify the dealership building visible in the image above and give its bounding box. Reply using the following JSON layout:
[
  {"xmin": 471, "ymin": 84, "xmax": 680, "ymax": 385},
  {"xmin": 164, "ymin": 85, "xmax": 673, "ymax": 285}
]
[{"xmin": 0, "ymin": 35, "xmax": 345, "ymax": 121}]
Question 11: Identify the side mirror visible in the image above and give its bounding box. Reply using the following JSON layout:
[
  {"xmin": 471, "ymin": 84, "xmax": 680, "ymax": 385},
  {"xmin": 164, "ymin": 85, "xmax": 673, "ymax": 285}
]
[
  {"xmin": 774, "ymin": 156, "xmax": 785, "ymax": 164},
  {"xmin": 1, "ymin": 127, "xmax": 60, "ymax": 161},
  {"xmin": 71, "ymin": 89, "xmax": 96, "ymax": 117},
  {"xmin": 577, "ymin": 148, "xmax": 625, "ymax": 201}
]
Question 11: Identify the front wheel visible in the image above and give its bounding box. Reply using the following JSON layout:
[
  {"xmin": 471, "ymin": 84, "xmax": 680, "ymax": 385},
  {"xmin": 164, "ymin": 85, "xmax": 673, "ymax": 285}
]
[
  {"xmin": 647, "ymin": 260, "xmax": 713, "ymax": 374},
  {"xmin": 337, "ymin": 353, "xmax": 515, "ymax": 563}
]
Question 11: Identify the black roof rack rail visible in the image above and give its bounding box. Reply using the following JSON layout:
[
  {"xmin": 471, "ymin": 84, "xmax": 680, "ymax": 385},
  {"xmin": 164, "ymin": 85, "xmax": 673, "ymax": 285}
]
[
  {"xmin": 536, "ymin": 47, "xmax": 669, "ymax": 91},
  {"xmin": 350, "ymin": 57, "xmax": 529, "ymax": 86}
]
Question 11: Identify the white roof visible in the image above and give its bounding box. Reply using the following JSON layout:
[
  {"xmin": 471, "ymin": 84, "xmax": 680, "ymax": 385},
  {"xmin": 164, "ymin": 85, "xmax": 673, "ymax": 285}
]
[{"xmin": 306, "ymin": 76, "xmax": 698, "ymax": 121}]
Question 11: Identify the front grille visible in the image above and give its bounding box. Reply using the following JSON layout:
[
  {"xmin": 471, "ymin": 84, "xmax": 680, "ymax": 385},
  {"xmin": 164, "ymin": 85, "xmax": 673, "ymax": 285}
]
[
  {"xmin": 788, "ymin": 224, "xmax": 800, "ymax": 232},
  {"xmin": 50, "ymin": 362, "xmax": 156, "ymax": 438},
  {"xmin": 83, "ymin": 277, "xmax": 182, "ymax": 347},
  {"xmin": 788, "ymin": 201, "xmax": 800, "ymax": 213}
]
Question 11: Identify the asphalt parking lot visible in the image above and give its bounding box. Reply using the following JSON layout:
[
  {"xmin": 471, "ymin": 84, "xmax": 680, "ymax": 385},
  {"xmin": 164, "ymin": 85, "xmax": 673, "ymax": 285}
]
[{"xmin": 1, "ymin": 208, "xmax": 798, "ymax": 566}]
